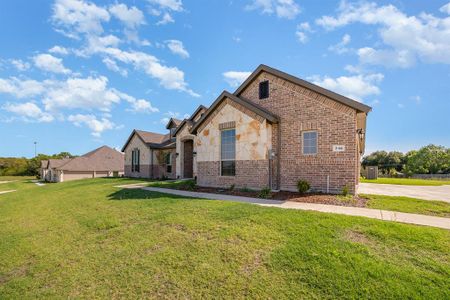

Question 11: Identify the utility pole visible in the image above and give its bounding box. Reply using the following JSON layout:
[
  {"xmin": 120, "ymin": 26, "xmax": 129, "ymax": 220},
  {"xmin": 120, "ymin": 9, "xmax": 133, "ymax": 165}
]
[{"xmin": 34, "ymin": 141, "xmax": 37, "ymax": 157}]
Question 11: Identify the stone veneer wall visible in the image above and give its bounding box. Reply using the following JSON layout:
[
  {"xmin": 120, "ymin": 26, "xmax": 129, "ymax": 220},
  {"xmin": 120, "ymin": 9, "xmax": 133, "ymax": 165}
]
[
  {"xmin": 239, "ymin": 72, "xmax": 359, "ymax": 194},
  {"xmin": 195, "ymin": 99, "xmax": 273, "ymax": 190}
]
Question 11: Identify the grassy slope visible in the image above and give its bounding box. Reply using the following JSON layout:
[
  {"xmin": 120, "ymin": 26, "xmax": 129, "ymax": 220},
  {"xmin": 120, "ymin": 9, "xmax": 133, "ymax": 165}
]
[
  {"xmin": 0, "ymin": 178, "xmax": 449, "ymax": 299},
  {"xmin": 361, "ymin": 177, "xmax": 450, "ymax": 186},
  {"xmin": 363, "ymin": 194, "xmax": 450, "ymax": 217}
]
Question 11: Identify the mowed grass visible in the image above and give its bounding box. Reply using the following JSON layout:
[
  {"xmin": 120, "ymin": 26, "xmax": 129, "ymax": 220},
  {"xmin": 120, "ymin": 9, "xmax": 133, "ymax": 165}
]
[
  {"xmin": 363, "ymin": 194, "xmax": 450, "ymax": 218},
  {"xmin": 361, "ymin": 177, "xmax": 450, "ymax": 186},
  {"xmin": 0, "ymin": 178, "xmax": 449, "ymax": 299}
]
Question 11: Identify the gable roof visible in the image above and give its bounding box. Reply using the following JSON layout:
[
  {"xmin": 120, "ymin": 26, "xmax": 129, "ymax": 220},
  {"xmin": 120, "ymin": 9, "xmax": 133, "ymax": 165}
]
[
  {"xmin": 56, "ymin": 146, "xmax": 124, "ymax": 172},
  {"xmin": 189, "ymin": 105, "xmax": 207, "ymax": 121},
  {"xmin": 234, "ymin": 64, "xmax": 372, "ymax": 113},
  {"xmin": 48, "ymin": 158, "xmax": 72, "ymax": 169},
  {"xmin": 121, "ymin": 129, "xmax": 170, "ymax": 151},
  {"xmin": 165, "ymin": 118, "xmax": 182, "ymax": 129},
  {"xmin": 173, "ymin": 105, "xmax": 207, "ymax": 137},
  {"xmin": 40, "ymin": 160, "xmax": 48, "ymax": 168},
  {"xmin": 190, "ymin": 91, "xmax": 279, "ymax": 134}
]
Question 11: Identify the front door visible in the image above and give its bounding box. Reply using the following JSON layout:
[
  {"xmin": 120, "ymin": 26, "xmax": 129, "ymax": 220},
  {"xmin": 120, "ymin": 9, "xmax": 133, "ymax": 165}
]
[{"xmin": 183, "ymin": 140, "xmax": 193, "ymax": 178}]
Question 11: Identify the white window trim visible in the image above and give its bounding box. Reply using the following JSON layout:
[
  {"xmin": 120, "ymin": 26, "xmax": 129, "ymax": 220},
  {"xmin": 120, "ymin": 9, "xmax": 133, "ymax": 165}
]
[{"xmin": 302, "ymin": 130, "xmax": 318, "ymax": 155}]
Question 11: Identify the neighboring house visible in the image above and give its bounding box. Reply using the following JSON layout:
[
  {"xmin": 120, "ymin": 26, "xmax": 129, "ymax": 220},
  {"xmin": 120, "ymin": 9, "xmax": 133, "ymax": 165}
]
[
  {"xmin": 122, "ymin": 65, "xmax": 371, "ymax": 194},
  {"xmin": 40, "ymin": 146, "xmax": 124, "ymax": 182},
  {"xmin": 122, "ymin": 118, "xmax": 184, "ymax": 179}
]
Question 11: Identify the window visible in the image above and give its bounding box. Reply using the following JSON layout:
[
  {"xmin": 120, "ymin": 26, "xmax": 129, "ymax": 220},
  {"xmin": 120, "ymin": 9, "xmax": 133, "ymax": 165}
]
[
  {"xmin": 165, "ymin": 152, "xmax": 172, "ymax": 173},
  {"xmin": 131, "ymin": 149, "xmax": 140, "ymax": 172},
  {"xmin": 302, "ymin": 131, "xmax": 318, "ymax": 155},
  {"xmin": 259, "ymin": 80, "xmax": 269, "ymax": 99},
  {"xmin": 170, "ymin": 127, "xmax": 176, "ymax": 138},
  {"xmin": 221, "ymin": 129, "xmax": 236, "ymax": 176}
]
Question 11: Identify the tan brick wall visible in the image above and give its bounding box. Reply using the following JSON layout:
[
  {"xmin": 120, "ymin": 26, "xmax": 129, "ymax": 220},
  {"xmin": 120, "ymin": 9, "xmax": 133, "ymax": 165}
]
[
  {"xmin": 239, "ymin": 71, "xmax": 359, "ymax": 194},
  {"xmin": 197, "ymin": 160, "xmax": 270, "ymax": 189}
]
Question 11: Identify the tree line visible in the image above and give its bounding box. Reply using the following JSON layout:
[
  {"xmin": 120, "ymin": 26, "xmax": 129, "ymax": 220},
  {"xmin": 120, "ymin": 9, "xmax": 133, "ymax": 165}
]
[
  {"xmin": 362, "ymin": 144, "xmax": 450, "ymax": 175},
  {"xmin": 0, "ymin": 152, "xmax": 75, "ymax": 176}
]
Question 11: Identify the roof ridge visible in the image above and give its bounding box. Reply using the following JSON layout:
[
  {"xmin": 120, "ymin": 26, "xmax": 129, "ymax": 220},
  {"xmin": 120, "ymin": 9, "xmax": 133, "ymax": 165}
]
[{"xmin": 233, "ymin": 64, "xmax": 372, "ymax": 113}]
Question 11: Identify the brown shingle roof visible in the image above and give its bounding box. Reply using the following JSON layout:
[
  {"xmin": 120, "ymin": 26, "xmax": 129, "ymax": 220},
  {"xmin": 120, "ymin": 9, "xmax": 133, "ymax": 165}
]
[
  {"xmin": 48, "ymin": 158, "xmax": 72, "ymax": 169},
  {"xmin": 234, "ymin": 64, "xmax": 372, "ymax": 113},
  {"xmin": 56, "ymin": 146, "xmax": 124, "ymax": 172}
]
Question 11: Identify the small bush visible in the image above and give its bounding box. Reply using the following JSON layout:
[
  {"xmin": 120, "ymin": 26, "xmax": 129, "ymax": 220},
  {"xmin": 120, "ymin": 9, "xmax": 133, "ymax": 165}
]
[
  {"xmin": 342, "ymin": 185, "xmax": 349, "ymax": 196},
  {"xmin": 182, "ymin": 180, "xmax": 196, "ymax": 191},
  {"xmin": 258, "ymin": 187, "xmax": 271, "ymax": 199},
  {"xmin": 240, "ymin": 186, "xmax": 252, "ymax": 193},
  {"xmin": 297, "ymin": 180, "xmax": 310, "ymax": 194},
  {"xmin": 229, "ymin": 184, "xmax": 235, "ymax": 191}
]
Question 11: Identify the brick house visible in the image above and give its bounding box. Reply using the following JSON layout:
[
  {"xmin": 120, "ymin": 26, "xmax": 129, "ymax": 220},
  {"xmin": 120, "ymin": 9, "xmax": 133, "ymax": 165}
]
[
  {"xmin": 123, "ymin": 65, "xmax": 371, "ymax": 194},
  {"xmin": 121, "ymin": 118, "xmax": 182, "ymax": 179}
]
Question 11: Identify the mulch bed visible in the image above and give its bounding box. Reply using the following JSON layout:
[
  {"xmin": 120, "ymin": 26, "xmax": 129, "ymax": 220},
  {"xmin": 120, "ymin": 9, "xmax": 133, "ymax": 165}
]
[{"xmin": 173, "ymin": 185, "xmax": 369, "ymax": 208}]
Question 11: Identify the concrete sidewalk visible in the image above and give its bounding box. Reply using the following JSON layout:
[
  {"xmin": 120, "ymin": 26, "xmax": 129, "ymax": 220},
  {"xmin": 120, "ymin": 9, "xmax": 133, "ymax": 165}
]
[
  {"xmin": 359, "ymin": 183, "xmax": 450, "ymax": 203},
  {"xmin": 140, "ymin": 186, "xmax": 450, "ymax": 230},
  {"xmin": 0, "ymin": 190, "xmax": 16, "ymax": 195}
]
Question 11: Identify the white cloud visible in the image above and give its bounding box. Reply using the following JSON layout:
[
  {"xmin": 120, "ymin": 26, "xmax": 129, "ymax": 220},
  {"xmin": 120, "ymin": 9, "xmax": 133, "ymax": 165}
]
[
  {"xmin": 3, "ymin": 102, "xmax": 54, "ymax": 122},
  {"xmin": 295, "ymin": 22, "xmax": 311, "ymax": 43},
  {"xmin": 246, "ymin": 0, "xmax": 301, "ymax": 19},
  {"xmin": 223, "ymin": 71, "xmax": 251, "ymax": 87},
  {"xmin": 309, "ymin": 72, "xmax": 384, "ymax": 101},
  {"xmin": 68, "ymin": 113, "xmax": 116, "ymax": 136},
  {"xmin": 357, "ymin": 47, "xmax": 415, "ymax": 68},
  {"xmin": 328, "ymin": 34, "xmax": 351, "ymax": 54},
  {"xmin": 148, "ymin": 0, "xmax": 183, "ymax": 12},
  {"xmin": 0, "ymin": 77, "xmax": 45, "ymax": 98},
  {"xmin": 43, "ymin": 76, "xmax": 120, "ymax": 112},
  {"xmin": 128, "ymin": 99, "xmax": 159, "ymax": 113},
  {"xmin": 99, "ymin": 47, "xmax": 199, "ymax": 96},
  {"xmin": 316, "ymin": 1, "xmax": 450, "ymax": 66},
  {"xmin": 10, "ymin": 59, "xmax": 30, "ymax": 71},
  {"xmin": 102, "ymin": 57, "xmax": 128, "ymax": 76},
  {"xmin": 109, "ymin": 3, "xmax": 145, "ymax": 28},
  {"xmin": 49, "ymin": 45, "xmax": 69, "ymax": 55},
  {"xmin": 440, "ymin": 2, "xmax": 450, "ymax": 14},
  {"xmin": 156, "ymin": 12, "xmax": 174, "ymax": 25},
  {"xmin": 0, "ymin": 75, "xmax": 158, "ymax": 116},
  {"xmin": 33, "ymin": 54, "xmax": 71, "ymax": 74},
  {"xmin": 165, "ymin": 40, "xmax": 189, "ymax": 58},
  {"xmin": 411, "ymin": 95, "xmax": 421, "ymax": 104},
  {"xmin": 52, "ymin": 0, "xmax": 110, "ymax": 36},
  {"xmin": 160, "ymin": 110, "xmax": 189, "ymax": 124}
]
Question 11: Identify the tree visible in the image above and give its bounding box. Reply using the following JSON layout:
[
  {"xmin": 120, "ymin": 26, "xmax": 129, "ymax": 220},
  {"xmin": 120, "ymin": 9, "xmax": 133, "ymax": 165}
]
[
  {"xmin": 362, "ymin": 151, "xmax": 405, "ymax": 174},
  {"xmin": 404, "ymin": 145, "xmax": 450, "ymax": 175}
]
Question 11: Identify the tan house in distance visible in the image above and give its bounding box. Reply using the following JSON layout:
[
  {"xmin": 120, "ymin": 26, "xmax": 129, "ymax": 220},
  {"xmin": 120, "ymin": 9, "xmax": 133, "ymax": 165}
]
[
  {"xmin": 122, "ymin": 65, "xmax": 371, "ymax": 194},
  {"xmin": 41, "ymin": 146, "xmax": 124, "ymax": 182}
]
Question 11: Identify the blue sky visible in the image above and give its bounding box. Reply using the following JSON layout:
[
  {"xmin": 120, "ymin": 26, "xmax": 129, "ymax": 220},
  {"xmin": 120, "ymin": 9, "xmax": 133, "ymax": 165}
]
[{"xmin": 0, "ymin": 0, "xmax": 449, "ymax": 157}]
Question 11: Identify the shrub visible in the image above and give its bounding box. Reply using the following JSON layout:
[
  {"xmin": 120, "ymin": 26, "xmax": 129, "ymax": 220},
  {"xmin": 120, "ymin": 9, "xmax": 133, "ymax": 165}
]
[
  {"xmin": 342, "ymin": 185, "xmax": 349, "ymax": 196},
  {"xmin": 258, "ymin": 187, "xmax": 271, "ymax": 199},
  {"xmin": 229, "ymin": 184, "xmax": 235, "ymax": 191},
  {"xmin": 297, "ymin": 180, "xmax": 310, "ymax": 194},
  {"xmin": 182, "ymin": 180, "xmax": 196, "ymax": 191}
]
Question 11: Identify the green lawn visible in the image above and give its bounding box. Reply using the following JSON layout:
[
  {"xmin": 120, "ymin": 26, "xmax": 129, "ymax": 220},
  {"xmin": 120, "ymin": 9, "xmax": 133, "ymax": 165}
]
[
  {"xmin": 0, "ymin": 178, "xmax": 449, "ymax": 298},
  {"xmin": 363, "ymin": 194, "xmax": 450, "ymax": 218},
  {"xmin": 361, "ymin": 177, "xmax": 450, "ymax": 186}
]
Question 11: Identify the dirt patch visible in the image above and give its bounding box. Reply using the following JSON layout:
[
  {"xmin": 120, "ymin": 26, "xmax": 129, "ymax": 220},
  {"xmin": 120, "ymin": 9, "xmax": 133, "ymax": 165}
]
[
  {"xmin": 343, "ymin": 230, "xmax": 374, "ymax": 246},
  {"xmin": 0, "ymin": 261, "xmax": 32, "ymax": 285}
]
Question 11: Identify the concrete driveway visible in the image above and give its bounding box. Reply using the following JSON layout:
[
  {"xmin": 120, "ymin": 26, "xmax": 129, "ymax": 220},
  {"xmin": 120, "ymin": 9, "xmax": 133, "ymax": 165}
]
[{"xmin": 359, "ymin": 183, "xmax": 450, "ymax": 203}]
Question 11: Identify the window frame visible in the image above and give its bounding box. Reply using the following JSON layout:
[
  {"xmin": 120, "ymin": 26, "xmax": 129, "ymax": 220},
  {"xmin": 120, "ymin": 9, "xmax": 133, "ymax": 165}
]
[
  {"xmin": 259, "ymin": 80, "xmax": 269, "ymax": 99},
  {"xmin": 131, "ymin": 148, "xmax": 140, "ymax": 172},
  {"xmin": 220, "ymin": 128, "xmax": 236, "ymax": 176},
  {"xmin": 165, "ymin": 152, "xmax": 172, "ymax": 173},
  {"xmin": 302, "ymin": 131, "xmax": 318, "ymax": 155}
]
